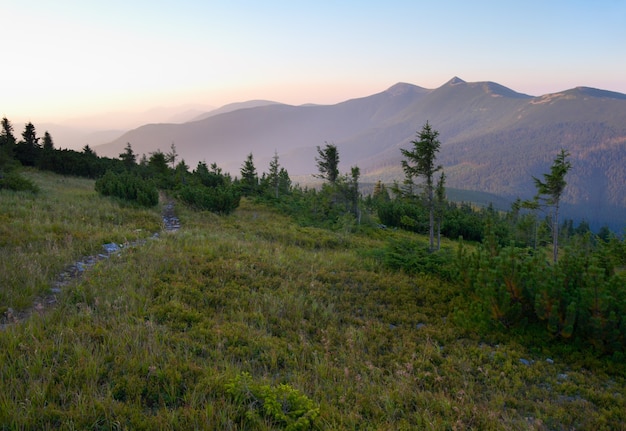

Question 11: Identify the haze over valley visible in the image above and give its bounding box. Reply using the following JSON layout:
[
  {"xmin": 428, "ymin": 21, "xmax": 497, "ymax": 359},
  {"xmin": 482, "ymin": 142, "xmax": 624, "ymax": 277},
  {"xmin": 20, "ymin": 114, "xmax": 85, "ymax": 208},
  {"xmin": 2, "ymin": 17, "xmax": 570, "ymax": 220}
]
[
  {"xmin": 78, "ymin": 77, "xmax": 626, "ymax": 231},
  {"xmin": 3, "ymin": 2, "xmax": 625, "ymax": 230}
]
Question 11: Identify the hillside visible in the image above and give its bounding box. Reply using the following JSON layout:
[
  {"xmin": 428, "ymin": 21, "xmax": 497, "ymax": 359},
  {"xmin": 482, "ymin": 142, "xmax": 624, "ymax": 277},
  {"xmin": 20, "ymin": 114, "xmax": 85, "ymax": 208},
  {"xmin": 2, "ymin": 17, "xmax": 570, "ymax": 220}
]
[
  {"xmin": 94, "ymin": 77, "xmax": 626, "ymax": 229},
  {"xmin": 1, "ymin": 171, "xmax": 625, "ymax": 429}
]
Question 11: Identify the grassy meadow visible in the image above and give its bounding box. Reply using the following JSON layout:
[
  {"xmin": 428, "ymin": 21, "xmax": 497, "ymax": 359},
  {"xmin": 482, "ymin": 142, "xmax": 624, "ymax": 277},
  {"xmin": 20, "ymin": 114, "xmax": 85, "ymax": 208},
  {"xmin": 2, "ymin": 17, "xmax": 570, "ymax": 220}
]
[{"xmin": 1, "ymin": 170, "xmax": 625, "ymax": 429}]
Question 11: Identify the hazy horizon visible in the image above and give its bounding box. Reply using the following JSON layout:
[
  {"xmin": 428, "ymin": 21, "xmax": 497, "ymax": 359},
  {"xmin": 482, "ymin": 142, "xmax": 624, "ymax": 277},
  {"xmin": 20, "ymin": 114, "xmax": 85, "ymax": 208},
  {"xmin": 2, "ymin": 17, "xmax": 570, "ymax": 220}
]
[{"xmin": 3, "ymin": 0, "xmax": 625, "ymax": 125}]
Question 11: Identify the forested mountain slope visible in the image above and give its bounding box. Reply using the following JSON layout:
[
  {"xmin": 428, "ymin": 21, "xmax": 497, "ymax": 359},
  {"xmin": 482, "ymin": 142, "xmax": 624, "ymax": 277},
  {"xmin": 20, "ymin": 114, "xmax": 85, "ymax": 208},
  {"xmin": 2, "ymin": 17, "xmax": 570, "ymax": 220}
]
[{"xmin": 95, "ymin": 77, "xmax": 626, "ymax": 229}]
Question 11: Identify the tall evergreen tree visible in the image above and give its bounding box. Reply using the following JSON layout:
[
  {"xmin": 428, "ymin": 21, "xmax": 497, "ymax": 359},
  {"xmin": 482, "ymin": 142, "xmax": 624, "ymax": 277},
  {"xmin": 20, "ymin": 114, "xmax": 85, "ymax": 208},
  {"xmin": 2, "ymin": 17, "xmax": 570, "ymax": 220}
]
[
  {"xmin": 82, "ymin": 145, "xmax": 96, "ymax": 157},
  {"xmin": 240, "ymin": 153, "xmax": 258, "ymax": 196},
  {"xmin": 0, "ymin": 117, "xmax": 16, "ymax": 169},
  {"xmin": 37, "ymin": 131, "xmax": 55, "ymax": 171},
  {"xmin": 15, "ymin": 122, "xmax": 40, "ymax": 166},
  {"xmin": 277, "ymin": 167, "xmax": 291, "ymax": 195},
  {"xmin": 119, "ymin": 143, "xmax": 136, "ymax": 169},
  {"xmin": 0, "ymin": 117, "xmax": 16, "ymax": 147},
  {"xmin": 528, "ymin": 149, "xmax": 572, "ymax": 263},
  {"xmin": 348, "ymin": 166, "xmax": 361, "ymax": 221},
  {"xmin": 400, "ymin": 121, "xmax": 442, "ymax": 251},
  {"xmin": 148, "ymin": 150, "xmax": 169, "ymax": 176},
  {"xmin": 315, "ymin": 142, "xmax": 339, "ymax": 184},
  {"xmin": 42, "ymin": 131, "xmax": 54, "ymax": 151},
  {"xmin": 166, "ymin": 142, "xmax": 178, "ymax": 168},
  {"xmin": 372, "ymin": 180, "xmax": 390, "ymax": 206},
  {"xmin": 268, "ymin": 150, "xmax": 281, "ymax": 198}
]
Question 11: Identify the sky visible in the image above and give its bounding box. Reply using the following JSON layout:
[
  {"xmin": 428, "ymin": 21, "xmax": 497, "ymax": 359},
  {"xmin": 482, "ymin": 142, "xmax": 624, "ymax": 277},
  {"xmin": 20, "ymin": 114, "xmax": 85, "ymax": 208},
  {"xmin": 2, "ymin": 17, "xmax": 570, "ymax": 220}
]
[{"xmin": 2, "ymin": 0, "xmax": 626, "ymax": 123}]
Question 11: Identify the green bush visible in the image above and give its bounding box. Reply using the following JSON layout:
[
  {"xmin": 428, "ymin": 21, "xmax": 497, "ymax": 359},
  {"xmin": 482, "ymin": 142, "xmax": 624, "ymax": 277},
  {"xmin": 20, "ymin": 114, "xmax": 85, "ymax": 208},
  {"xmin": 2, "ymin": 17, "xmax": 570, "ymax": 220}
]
[
  {"xmin": 225, "ymin": 372, "xmax": 320, "ymax": 430},
  {"xmin": 381, "ymin": 237, "xmax": 455, "ymax": 280},
  {"xmin": 0, "ymin": 170, "xmax": 40, "ymax": 192},
  {"xmin": 377, "ymin": 199, "xmax": 429, "ymax": 233},
  {"xmin": 455, "ymin": 234, "xmax": 626, "ymax": 355},
  {"xmin": 177, "ymin": 184, "xmax": 240, "ymax": 214},
  {"xmin": 95, "ymin": 170, "xmax": 158, "ymax": 206}
]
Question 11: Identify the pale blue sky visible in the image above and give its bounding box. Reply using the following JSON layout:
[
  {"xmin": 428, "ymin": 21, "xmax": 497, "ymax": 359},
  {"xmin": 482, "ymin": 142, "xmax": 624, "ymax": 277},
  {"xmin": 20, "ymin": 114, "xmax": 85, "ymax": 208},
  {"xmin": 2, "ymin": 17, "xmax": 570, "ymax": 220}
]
[{"xmin": 2, "ymin": 0, "xmax": 625, "ymax": 120}]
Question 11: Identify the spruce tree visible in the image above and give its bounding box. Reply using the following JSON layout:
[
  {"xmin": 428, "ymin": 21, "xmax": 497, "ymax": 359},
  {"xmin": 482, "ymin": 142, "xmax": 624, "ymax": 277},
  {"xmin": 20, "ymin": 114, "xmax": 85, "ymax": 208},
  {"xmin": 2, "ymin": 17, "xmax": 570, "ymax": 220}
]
[
  {"xmin": 119, "ymin": 143, "xmax": 137, "ymax": 169},
  {"xmin": 529, "ymin": 149, "xmax": 572, "ymax": 263},
  {"xmin": 240, "ymin": 153, "xmax": 258, "ymax": 196},
  {"xmin": 315, "ymin": 143, "xmax": 339, "ymax": 184},
  {"xmin": 400, "ymin": 121, "xmax": 442, "ymax": 251}
]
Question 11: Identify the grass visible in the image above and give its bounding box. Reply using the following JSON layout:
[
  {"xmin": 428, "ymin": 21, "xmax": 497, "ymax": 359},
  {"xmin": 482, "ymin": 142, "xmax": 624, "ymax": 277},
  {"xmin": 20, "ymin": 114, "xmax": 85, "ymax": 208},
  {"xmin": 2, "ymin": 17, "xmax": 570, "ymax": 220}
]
[
  {"xmin": 0, "ymin": 170, "xmax": 625, "ymax": 429},
  {"xmin": 0, "ymin": 169, "xmax": 161, "ymax": 310}
]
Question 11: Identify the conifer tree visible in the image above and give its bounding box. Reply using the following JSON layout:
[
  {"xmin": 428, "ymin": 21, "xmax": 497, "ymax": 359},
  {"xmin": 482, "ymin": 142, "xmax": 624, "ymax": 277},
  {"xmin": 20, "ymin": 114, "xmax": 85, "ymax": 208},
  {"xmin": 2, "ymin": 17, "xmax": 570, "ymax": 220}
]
[
  {"xmin": 401, "ymin": 121, "xmax": 442, "ymax": 251},
  {"xmin": 240, "ymin": 153, "xmax": 258, "ymax": 196},
  {"xmin": 0, "ymin": 117, "xmax": 16, "ymax": 147},
  {"xmin": 15, "ymin": 122, "xmax": 40, "ymax": 166},
  {"xmin": 528, "ymin": 149, "xmax": 572, "ymax": 263},
  {"xmin": 119, "ymin": 143, "xmax": 136, "ymax": 169},
  {"xmin": 0, "ymin": 117, "xmax": 16, "ymax": 169},
  {"xmin": 268, "ymin": 150, "xmax": 281, "ymax": 198},
  {"xmin": 42, "ymin": 131, "xmax": 54, "ymax": 151},
  {"xmin": 315, "ymin": 142, "xmax": 339, "ymax": 184},
  {"xmin": 348, "ymin": 166, "xmax": 361, "ymax": 221},
  {"xmin": 166, "ymin": 142, "xmax": 178, "ymax": 168}
]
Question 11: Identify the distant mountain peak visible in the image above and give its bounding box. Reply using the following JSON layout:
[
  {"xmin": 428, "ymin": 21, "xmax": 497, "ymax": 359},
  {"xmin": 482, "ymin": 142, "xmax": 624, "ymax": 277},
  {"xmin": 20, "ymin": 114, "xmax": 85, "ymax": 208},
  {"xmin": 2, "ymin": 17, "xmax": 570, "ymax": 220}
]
[
  {"xmin": 446, "ymin": 76, "xmax": 466, "ymax": 86},
  {"xmin": 532, "ymin": 86, "xmax": 626, "ymax": 105},
  {"xmin": 385, "ymin": 82, "xmax": 428, "ymax": 96},
  {"xmin": 571, "ymin": 86, "xmax": 626, "ymax": 100}
]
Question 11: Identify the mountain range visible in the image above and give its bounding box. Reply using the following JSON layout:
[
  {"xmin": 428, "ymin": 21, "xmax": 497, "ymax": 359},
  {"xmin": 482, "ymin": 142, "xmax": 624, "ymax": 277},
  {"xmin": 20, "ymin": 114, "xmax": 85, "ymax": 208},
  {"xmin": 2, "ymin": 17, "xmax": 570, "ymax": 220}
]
[{"xmin": 93, "ymin": 77, "xmax": 626, "ymax": 230}]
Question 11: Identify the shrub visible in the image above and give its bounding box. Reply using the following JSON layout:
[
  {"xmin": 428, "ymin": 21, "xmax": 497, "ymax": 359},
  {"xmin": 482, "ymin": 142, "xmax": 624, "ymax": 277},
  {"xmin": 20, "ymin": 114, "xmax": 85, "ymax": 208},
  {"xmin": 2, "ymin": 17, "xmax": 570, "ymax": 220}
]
[
  {"xmin": 455, "ymin": 234, "xmax": 626, "ymax": 355},
  {"xmin": 0, "ymin": 170, "xmax": 40, "ymax": 192},
  {"xmin": 177, "ymin": 184, "xmax": 240, "ymax": 214},
  {"xmin": 377, "ymin": 200, "xmax": 429, "ymax": 234},
  {"xmin": 381, "ymin": 237, "xmax": 455, "ymax": 280},
  {"xmin": 225, "ymin": 372, "xmax": 320, "ymax": 430},
  {"xmin": 95, "ymin": 171, "xmax": 158, "ymax": 206}
]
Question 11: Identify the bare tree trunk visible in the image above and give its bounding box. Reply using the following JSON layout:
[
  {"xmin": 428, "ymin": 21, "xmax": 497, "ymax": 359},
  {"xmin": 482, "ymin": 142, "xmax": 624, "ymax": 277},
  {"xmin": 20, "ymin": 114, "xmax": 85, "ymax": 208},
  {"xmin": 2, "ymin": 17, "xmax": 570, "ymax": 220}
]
[
  {"xmin": 429, "ymin": 192, "xmax": 435, "ymax": 252},
  {"xmin": 553, "ymin": 202, "xmax": 560, "ymax": 263}
]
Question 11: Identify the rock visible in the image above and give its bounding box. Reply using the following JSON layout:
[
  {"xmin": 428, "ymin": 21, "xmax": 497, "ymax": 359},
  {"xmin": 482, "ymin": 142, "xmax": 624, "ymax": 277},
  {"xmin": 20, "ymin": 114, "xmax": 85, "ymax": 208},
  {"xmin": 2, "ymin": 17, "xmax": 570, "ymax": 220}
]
[
  {"xmin": 546, "ymin": 358, "xmax": 554, "ymax": 364},
  {"xmin": 520, "ymin": 358, "xmax": 532, "ymax": 366},
  {"xmin": 102, "ymin": 243, "xmax": 121, "ymax": 254}
]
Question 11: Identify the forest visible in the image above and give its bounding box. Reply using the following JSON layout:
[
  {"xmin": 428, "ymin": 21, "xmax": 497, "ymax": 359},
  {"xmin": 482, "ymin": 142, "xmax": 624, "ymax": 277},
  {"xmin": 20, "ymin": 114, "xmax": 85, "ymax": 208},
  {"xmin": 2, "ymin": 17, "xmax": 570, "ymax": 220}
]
[{"xmin": 1, "ymin": 117, "xmax": 625, "ymax": 429}]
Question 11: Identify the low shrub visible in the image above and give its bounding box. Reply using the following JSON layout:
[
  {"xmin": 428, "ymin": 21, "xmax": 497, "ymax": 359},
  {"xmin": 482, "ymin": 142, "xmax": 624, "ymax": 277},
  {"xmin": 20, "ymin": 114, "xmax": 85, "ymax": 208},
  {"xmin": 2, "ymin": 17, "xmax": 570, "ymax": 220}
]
[
  {"xmin": 177, "ymin": 184, "xmax": 240, "ymax": 214},
  {"xmin": 225, "ymin": 372, "xmax": 320, "ymax": 430},
  {"xmin": 0, "ymin": 170, "xmax": 39, "ymax": 192},
  {"xmin": 95, "ymin": 170, "xmax": 158, "ymax": 206}
]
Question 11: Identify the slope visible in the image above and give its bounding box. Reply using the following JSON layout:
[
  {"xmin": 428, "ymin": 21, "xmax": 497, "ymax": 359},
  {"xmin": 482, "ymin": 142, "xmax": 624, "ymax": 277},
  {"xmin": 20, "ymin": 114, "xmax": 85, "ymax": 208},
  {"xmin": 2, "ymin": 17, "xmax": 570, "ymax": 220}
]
[{"xmin": 94, "ymin": 78, "xmax": 626, "ymax": 228}]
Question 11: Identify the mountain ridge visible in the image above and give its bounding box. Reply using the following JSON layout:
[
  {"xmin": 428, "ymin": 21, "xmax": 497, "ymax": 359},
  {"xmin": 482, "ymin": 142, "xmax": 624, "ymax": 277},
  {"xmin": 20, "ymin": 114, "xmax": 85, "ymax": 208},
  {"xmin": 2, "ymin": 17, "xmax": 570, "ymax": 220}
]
[{"xmin": 94, "ymin": 77, "xmax": 626, "ymax": 229}]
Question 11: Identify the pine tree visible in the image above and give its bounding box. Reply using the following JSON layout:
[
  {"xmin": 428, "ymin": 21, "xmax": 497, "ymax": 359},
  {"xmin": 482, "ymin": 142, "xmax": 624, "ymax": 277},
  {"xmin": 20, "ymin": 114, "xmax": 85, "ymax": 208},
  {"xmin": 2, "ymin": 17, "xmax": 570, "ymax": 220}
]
[{"xmin": 400, "ymin": 122, "xmax": 442, "ymax": 251}]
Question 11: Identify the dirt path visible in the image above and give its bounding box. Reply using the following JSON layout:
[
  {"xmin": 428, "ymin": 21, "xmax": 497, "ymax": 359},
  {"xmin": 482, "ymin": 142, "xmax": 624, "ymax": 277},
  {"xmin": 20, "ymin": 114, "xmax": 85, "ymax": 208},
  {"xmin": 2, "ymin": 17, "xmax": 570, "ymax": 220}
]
[{"xmin": 0, "ymin": 199, "xmax": 180, "ymax": 329}]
